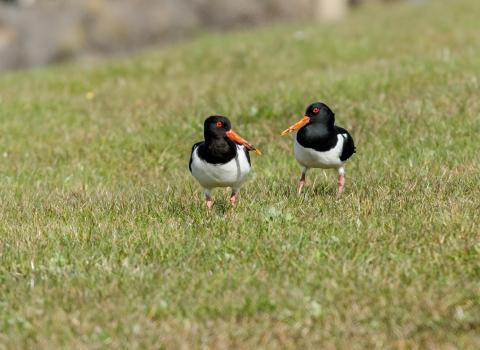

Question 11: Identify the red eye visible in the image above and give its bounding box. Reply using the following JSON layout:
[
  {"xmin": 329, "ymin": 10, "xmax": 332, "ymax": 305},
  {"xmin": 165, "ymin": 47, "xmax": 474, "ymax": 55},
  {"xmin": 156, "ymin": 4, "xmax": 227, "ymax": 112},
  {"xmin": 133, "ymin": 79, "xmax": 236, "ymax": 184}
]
[
  {"xmin": 313, "ymin": 107, "xmax": 320, "ymax": 114},
  {"xmin": 216, "ymin": 121, "xmax": 223, "ymax": 127}
]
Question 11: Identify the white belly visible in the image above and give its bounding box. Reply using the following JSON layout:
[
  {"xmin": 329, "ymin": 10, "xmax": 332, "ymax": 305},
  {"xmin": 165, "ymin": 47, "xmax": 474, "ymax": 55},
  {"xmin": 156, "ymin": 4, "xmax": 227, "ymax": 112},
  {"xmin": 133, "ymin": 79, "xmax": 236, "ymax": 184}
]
[
  {"xmin": 294, "ymin": 133, "xmax": 344, "ymax": 169},
  {"xmin": 191, "ymin": 145, "xmax": 251, "ymax": 189}
]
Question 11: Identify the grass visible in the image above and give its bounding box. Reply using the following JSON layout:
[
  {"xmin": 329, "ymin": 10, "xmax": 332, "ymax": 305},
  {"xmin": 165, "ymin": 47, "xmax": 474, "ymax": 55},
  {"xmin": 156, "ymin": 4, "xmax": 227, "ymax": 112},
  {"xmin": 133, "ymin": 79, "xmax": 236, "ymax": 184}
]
[{"xmin": 1, "ymin": 0, "xmax": 479, "ymax": 348}]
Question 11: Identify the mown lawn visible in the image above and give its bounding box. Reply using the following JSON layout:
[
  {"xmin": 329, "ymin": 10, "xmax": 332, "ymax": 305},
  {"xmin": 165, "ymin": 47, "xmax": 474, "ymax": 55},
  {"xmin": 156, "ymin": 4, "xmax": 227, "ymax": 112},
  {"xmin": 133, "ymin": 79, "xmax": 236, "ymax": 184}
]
[{"xmin": 0, "ymin": 0, "xmax": 479, "ymax": 348}]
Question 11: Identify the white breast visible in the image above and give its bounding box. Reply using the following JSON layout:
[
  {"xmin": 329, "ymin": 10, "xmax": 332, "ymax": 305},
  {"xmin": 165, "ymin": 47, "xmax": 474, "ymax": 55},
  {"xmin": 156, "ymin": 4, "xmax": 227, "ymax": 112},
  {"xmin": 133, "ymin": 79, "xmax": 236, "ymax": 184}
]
[
  {"xmin": 294, "ymin": 133, "xmax": 345, "ymax": 169},
  {"xmin": 191, "ymin": 145, "xmax": 251, "ymax": 189}
]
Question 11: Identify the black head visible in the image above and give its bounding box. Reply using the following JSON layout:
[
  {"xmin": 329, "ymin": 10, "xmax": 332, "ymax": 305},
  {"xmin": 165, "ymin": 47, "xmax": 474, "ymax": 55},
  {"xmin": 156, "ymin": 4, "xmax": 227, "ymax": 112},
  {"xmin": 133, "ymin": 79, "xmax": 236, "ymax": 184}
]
[
  {"xmin": 281, "ymin": 102, "xmax": 336, "ymax": 136},
  {"xmin": 203, "ymin": 115, "xmax": 261, "ymax": 154},
  {"xmin": 204, "ymin": 115, "xmax": 232, "ymax": 140},
  {"xmin": 305, "ymin": 102, "xmax": 335, "ymax": 125}
]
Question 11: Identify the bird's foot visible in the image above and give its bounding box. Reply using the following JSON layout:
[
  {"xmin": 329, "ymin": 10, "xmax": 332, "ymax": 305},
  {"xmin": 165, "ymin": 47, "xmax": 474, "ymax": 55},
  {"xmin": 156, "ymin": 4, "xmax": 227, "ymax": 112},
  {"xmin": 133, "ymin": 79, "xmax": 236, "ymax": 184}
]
[
  {"xmin": 205, "ymin": 192, "xmax": 213, "ymax": 209},
  {"xmin": 230, "ymin": 191, "xmax": 238, "ymax": 206},
  {"xmin": 297, "ymin": 180, "xmax": 305, "ymax": 194},
  {"xmin": 337, "ymin": 174, "xmax": 345, "ymax": 196},
  {"xmin": 297, "ymin": 173, "xmax": 306, "ymax": 194},
  {"xmin": 205, "ymin": 199, "xmax": 213, "ymax": 209}
]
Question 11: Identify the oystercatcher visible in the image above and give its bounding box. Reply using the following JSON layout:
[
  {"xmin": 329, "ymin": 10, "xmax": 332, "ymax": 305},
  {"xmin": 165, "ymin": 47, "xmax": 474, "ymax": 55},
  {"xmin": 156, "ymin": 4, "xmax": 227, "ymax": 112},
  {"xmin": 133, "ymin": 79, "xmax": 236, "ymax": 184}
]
[
  {"xmin": 189, "ymin": 116, "xmax": 261, "ymax": 208},
  {"xmin": 281, "ymin": 102, "xmax": 356, "ymax": 195}
]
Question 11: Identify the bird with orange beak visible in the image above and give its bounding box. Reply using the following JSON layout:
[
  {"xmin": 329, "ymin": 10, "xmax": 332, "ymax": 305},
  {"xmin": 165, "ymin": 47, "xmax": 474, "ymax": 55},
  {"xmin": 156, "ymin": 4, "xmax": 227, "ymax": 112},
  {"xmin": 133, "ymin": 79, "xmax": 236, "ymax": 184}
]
[
  {"xmin": 189, "ymin": 116, "xmax": 261, "ymax": 209},
  {"xmin": 281, "ymin": 102, "xmax": 356, "ymax": 195}
]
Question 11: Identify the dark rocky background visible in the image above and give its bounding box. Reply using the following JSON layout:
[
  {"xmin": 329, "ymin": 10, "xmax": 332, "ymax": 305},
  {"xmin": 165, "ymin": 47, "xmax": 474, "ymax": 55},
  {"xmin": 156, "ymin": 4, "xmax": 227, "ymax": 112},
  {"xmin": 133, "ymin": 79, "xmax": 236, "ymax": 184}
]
[{"xmin": 0, "ymin": 0, "xmax": 398, "ymax": 71}]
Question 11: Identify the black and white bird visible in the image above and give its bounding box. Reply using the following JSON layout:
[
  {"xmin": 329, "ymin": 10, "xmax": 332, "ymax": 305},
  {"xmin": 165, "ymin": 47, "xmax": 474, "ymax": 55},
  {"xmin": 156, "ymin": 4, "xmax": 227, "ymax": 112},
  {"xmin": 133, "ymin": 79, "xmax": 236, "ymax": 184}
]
[
  {"xmin": 189, "ymin": 116, "xmax": 261, "ymax": 208},
  {"xmin": 281, "ymin": 102, "xmax": 356, "ymax": 195}
]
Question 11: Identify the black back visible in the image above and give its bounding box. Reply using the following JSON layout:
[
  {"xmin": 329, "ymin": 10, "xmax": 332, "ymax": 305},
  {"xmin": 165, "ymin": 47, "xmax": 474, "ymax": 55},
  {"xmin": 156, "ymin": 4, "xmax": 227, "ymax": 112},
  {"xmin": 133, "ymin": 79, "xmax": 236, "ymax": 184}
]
[
  {"xmin": 296, "ymin": 123, "xmax": 338, "ymax": 151},
  {"xmin": 297, "ymin": 102, "xmax": 356, "ymax": 160},
  {"xmin": 244, "ymin": 147, "xmax": 251, "ymax": 165},
  {"xmin": 189, "ymin": 141, "xmax": 252, "ymax": 172},
  {"xmin": 188, "ymin": 139, "xmax": 238, "ymax": 172},
  {"xmin": 335, "ymin": 126, "xmax": 356, "ymax": 161},
  {"xmin": 189, "ymin": 141, "xmax": 203, "ymax": 172},
  {"xmin": 188, "ymin": 115, "xmax": 252, "ymax": 172}
]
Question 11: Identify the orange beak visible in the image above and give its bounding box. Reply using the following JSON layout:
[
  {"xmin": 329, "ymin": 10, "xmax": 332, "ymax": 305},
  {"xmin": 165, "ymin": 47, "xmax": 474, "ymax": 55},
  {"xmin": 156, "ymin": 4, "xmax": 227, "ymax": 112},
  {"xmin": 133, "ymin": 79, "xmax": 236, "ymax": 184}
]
[
  {"xmin": 226, "ymin": 129, "xmax": 261, "ymax": 155},
  {"xmin": 281, "ymin": 116, "xmax": 310, "ymax": 136}
]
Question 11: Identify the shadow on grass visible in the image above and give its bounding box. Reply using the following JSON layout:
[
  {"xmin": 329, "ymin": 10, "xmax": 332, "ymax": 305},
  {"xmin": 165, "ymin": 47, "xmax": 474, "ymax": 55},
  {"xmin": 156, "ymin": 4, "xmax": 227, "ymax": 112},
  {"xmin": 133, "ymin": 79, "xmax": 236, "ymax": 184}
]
[
  {"xmin": 310, "ymin": 182, "xmax": 336, "ymax": 197},
  {"xmin": 164, "ymin": 189, "xmax": 236, "ymax": 220}
]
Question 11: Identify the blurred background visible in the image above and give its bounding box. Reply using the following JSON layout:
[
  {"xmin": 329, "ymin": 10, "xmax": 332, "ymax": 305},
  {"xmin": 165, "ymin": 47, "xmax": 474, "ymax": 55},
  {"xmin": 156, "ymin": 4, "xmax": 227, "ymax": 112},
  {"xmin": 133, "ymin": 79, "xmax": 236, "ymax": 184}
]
[{"xmin": 0, "ymin": 0, "xmax": 404, "ymax": 72}]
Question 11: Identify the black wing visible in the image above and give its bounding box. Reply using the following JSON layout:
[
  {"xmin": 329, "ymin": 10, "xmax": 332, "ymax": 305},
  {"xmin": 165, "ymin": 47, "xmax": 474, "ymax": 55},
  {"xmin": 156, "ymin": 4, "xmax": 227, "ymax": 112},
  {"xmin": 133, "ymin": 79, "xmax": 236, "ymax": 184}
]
[
  {"xmin": 243, "ymin": 146, "xmax": 251, "ymax": 166},
  {"xmin": 189, "ymin": 141, "xmax": 204, "ymax": 172},
  {"xmin": 335, "ymin": 126, "xmax": 356, "ymax": 162}
]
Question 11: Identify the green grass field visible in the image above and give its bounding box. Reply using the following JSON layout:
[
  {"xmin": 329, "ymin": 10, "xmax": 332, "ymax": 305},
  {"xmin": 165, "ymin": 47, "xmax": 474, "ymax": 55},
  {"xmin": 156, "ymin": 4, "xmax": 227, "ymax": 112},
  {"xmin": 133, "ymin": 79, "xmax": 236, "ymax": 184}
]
[{"xmin": 1, "ymin": 0, "xmax": 479, "ymax": 348}]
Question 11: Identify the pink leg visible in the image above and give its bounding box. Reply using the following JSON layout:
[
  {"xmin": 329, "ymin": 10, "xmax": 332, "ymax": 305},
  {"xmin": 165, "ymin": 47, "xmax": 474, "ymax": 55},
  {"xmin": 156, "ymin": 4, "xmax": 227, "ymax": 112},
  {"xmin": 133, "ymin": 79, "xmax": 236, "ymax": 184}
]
[
  {"xmin": 298, "ymin": 168, "xmax": 307, "ymax": 194},
  {"xmin": 205, "ymin": 190, "xmax": 213, "ymax": 209},
  {"xmin": 230, "ymin": 189, "xmax": 239, "ymax": 206},
  {"xmin": 338, "ymin": 167, "xmax": 345, "ymax": 195}
]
